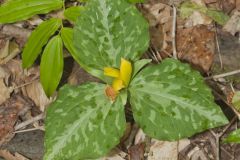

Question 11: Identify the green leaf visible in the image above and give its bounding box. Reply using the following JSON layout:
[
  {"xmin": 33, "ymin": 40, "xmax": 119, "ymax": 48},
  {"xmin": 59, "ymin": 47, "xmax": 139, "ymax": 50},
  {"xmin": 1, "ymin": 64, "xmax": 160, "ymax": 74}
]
[
  {"xmin": 61, "ymin": 27, "xmax": 106, "ymax": 81},
  {"xmin": 0, "ymin": 0, "xmax": 63, "ymax": 24},
  {"xmin": 206, "ymin": 9, "xmax": 230, "ymax": 25},
  {"xmin": 22, "ymin": 18, "xmax": 62, "ymax": 68},
  {"xmin": 64, "ymin": 6, "xmax": 84, "ymax": 23},
  {"xmin": 40, "ymin": 35, "xmax": 63, "ymax": 97},
  {"xmin": 232, "ymin": 91, "xmax": 240, "ymax": 111},
  {"xmin": 180, "ymin": 1, "xmax": 229, "ymax": 25},
  {"xmin": 73, "ymin": 0, "xmax": 149, "ymax": 79},
  {"xmin": 224, "ymin": 129, "xmax": 240, "ymax": 143},
  {"xmin": 132, "ymin": 59, "xmax": 152, "ymax": 78},
  {"xmin": 127, "ymin": 0, "xmax": 145, "ymax": 3},
  {"xmin": 44, "ymin": 83, "xmax": 127, "ymax": 160},
  {"xmin": 129, "ymin": 58, "xmax": 228, "ymax": 140}
]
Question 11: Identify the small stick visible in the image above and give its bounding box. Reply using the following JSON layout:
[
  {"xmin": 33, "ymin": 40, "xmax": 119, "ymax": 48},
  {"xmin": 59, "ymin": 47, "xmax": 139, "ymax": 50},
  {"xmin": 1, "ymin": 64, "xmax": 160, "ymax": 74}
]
[
  {"xmin": 205, "ymin": 69, "xmax": 240, "ymax": 80},
  {"xmin": 14, "ymin": 113, "xmax": 45, "ymax": 130},
  {"xmin": 172, "ymin": 5, "xmax": 177, "ymax": 59},
  {"xmin": 215, "ymin": 25, "xmax": 223, "ymax": 69},
  {"xmin": 13, "ymin": 126, "xmax": 45, "ymax": 134},
  {"xmin": 13, "ymin": 78, "xmax": 39, "ymax": 90}
]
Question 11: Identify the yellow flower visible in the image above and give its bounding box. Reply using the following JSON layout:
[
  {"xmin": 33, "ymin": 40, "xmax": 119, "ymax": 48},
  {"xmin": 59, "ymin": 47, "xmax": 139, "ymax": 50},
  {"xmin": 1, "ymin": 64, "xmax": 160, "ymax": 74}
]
[{"xmin": 104, "ymin": 58, "xmax": 132, "ymax": 92}]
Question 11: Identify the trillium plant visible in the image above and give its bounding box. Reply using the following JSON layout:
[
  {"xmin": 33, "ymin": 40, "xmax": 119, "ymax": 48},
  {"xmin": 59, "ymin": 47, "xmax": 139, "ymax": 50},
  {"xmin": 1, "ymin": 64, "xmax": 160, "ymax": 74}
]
[{"xmin": 43, "ymin": 0, "xmax": 229, "ymax": 159}]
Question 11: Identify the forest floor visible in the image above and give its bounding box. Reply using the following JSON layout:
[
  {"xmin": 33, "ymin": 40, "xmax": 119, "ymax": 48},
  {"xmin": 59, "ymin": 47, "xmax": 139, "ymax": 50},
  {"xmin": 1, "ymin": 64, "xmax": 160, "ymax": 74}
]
[{"xmin": 0, "ymin": 0, "xmax": 240, "ymax": 160}]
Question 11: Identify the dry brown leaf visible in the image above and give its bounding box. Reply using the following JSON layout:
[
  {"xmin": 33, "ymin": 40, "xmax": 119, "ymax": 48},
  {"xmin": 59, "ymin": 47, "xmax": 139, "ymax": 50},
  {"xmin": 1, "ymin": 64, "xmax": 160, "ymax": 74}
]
[
  {"xmin": 0, "ymin": 39, "xmax": 9, "ymax": 59},
  {"xmin": 184, "ymin": 0, "xmax": 213, "ymax": 27},
  {"xmin": 134, "ymin": 129, "xmax": 146, "ymax": 145},
  {"xmin": 237, "ymin": 0, "xmax": 240, "ymax": 10},
  {"xmin": 185, "ymin": 11, "xmax": 213, "ymax": 27},
  {"xmin": 147, "ymin": 139, "xmax": 190, "ymax": 160},
  {"xmin": 0, "ymin": 150, "xmax": 29, "ymax": 160},
  {"xmin": 0, "ymin": 41, "xmax": 20, "ymax": 65},
  {"xmin": 24, "ymin": 81, "xmax": 51, "ymax": 112},
  {"xmin": 0, "ymin": 79, "xmax": 12, "ymax": 105},
  {"xmin": 177, "ymin": 25, "xmax": 215, "ymax": 72},
  {"xmin": 223, "ymin": 10, "xmax": 240, "ymax": 35},
  {"xmin": 140, "ymin": 2, "xmax": 172, "ymax": 51},
  {"xmin": 128, "ymin": 143, "xmax": 145, "ymax": 160},
  {"xmin": 222, "ymin": 0, "xmax": 235, "ymax": 14}
]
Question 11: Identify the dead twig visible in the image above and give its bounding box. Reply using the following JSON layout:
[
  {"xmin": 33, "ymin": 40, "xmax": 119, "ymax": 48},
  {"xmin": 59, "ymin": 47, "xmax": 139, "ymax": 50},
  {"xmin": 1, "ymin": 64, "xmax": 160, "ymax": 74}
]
[
  {"xmin": 171, "ymin": 5, "xmax": 177, "ymax": 59},
  {"xmin": 13, "ymin": 126, "xmax": 44, "ymax": 134},
  {"xmin": 205, "ymin": 69, "xmax": 240, "ymax": 80},
  {"xmin": 215, "ymin": 25, "xmax": 223, "ymax": 69},
  {"xmin": 14, "ymin": 113, "xmax": 45, "ymax": 130}
]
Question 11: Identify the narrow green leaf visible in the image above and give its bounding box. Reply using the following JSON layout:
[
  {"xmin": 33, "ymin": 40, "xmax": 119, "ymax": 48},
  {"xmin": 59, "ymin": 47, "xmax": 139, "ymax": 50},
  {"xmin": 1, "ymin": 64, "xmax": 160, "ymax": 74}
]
[
  {"xmin": 132, "ymin": 59, "xmax": 152, "ymax": 78},
  {"xmin": 0, "ymin": 0, "xmax": 63, "ymax": 24},
  {"xmin": 129, "ymin": 58, "xmax": 228, "ymax": 140},
  {"xmin": 64, "ymin": 6, "xmax": 84, "ymax": 23},
  {"xmin": 61, "ymin": 27, "xmax": 106, "ymax": 81},
  {"xmin": 73, "ymin": 0, "xmax": 149, "ymax": 78},
  {"xmin": 44, "ymin": 83, "xmax": 126, "ymax": 160},
  {"xmin": 224, "ymin": 129, "xmax": 240, "ymax": 143},
  {"xmin": 40, "ymin": 35, "xmax": 63, "ymax": 97},
  {"xmin": 22, "ymin": 18, "xmax": 62, "ymax": 68}
]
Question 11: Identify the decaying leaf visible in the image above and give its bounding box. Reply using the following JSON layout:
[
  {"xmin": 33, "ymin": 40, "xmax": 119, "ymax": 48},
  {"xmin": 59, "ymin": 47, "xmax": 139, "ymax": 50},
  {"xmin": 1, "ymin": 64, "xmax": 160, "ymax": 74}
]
[
  {"xmin": 0, "ymin": 150, "xmax": 29, "ymax": 160},
  {"xmin": 223, "ymin": 10, "xmax": 240, "ymax": 36},
  {"xmin": 177, "ymin": 25, "xmax": 215, "ymax": 72}
]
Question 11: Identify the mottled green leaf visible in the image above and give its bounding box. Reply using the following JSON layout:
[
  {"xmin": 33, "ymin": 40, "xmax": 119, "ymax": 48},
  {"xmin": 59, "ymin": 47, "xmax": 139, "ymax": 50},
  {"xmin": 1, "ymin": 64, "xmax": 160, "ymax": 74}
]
[
  {"xmin": 132, "ymin": 59, "xmax": 151, "ymax": 78},
  {"xmin": 22, "ymin": 18, "xmax": 62, "ymax": 68},
  {"xmin": 44, "ymin": 83, "xmax": 127, "ymax": 160},
  {"xmin": 180, "ymin": 1, "xmax": 229, "ymax": 25},
  {"xmin": 40, "ymin": 35, "xmax": 63, "ymax": 97},
  {"xmin": 129, "ymin": 58, "xmax": 228, "ymax": 140},
  {"xmin": 224, "ymin": 129, "xmax": 240, "ymax": 143},
  {"xmin": 61, "ymin": 27, "xmax": 106, "ymax": 81},
  {"xmin": 0, "ymin": 0, "xmax": 63, "ymax": 24},
  {"xmin": 73, "ymin": 0, "xmax": 149, "ymax": 79},
  {"xmin": 78, "ymin": 0, "xmax": 145, "ymax": 3},
  {"xmin": 64, "ymin": 6, "xmax": 84, "ymax": 23}
]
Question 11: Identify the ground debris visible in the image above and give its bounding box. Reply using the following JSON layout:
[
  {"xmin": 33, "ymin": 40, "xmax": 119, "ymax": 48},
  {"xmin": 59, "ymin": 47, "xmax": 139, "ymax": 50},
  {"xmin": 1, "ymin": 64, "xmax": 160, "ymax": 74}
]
[
  {"xmin": 0, "ymin": 149, "xmax": 29, "ymax": 160},
  {"xmin": 0, "ymin": 95, "xmax": 28, "ymax": 146}
]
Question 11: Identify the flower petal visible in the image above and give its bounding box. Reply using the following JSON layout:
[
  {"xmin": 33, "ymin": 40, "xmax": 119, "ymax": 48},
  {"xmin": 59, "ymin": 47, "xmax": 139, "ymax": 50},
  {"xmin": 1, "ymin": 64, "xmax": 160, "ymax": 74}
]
[
  {"xmin": 120, "ymin": 58, "xmax": 132, "ymax": 86},
  {"xmin": 104, "ymin": 67, "xmax": 120, "ymax": 78},
  {"xmin": 112, "ymin": 79, "xmax": 124, "ymax": 92}
]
